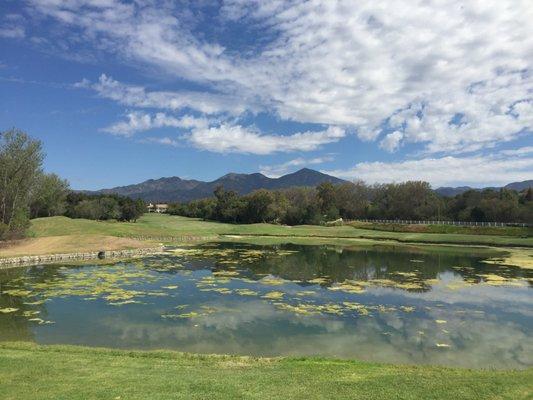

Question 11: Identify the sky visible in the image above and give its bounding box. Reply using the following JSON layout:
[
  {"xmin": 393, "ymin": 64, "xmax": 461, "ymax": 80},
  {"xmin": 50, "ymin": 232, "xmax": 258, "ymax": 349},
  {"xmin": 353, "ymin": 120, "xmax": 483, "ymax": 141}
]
[{"xmin": 0, "ymin": 0, "xmax": 532, "ymax": 190}]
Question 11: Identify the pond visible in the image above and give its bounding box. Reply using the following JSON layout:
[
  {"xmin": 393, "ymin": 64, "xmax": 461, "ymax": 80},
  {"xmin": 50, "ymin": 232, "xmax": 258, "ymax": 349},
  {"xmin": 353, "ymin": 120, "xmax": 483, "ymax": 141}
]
[{"xmin": 0, "ymin": 243, "xmax": 532, "ymax": 369}]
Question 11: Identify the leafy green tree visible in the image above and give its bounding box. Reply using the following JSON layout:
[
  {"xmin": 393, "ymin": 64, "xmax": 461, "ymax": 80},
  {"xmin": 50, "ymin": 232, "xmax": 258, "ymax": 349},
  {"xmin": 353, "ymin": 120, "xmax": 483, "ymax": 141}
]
[
  {"xmin": 118, "ymin": 198, "xmax": 145, "ymax": 222},
  {"xmin": 334, "ymin": 181, "xmax": 370, "ymax": 219},
  {"xmin": 213, "ymin": 186, "xmax": 244, "ymax": 222},
  {"xmin": 317, "ymin": 182, "xmax": 336, "ymax": 212},
  {"xmin": 525, "ymin": 188, "xmax": 533, "ymax": 202},
  {"xmin": 372, "ymin": 181, "xmax": 440, "ymax": 220},
  {"xmin": 282, "ymin": 187, "xmax": 321, "ymax": 225},
  {"xmin": 30, "ymin": 173, "xmax": 70, "ymax": 218},
  {"xmin": 470, "ymin": 206, "xmax": 485, "ymax": 222},
  {"xmin": 97, "ymin": 197, "xmax": 121, "ymax": 220},
  {"xmin": 0, "ymin": 129, "xmax": 44, "ymax": 238},
  {"xmin": 243, "ymin": 190, "xmax": 276, "ymax": 223},
  {"xmin": 73, "ymin": 199, "xmax": 101, "ymax": 220},
  {"xmin": 316, "ymin": 182, "xmax": 339, "ymax": 221}
]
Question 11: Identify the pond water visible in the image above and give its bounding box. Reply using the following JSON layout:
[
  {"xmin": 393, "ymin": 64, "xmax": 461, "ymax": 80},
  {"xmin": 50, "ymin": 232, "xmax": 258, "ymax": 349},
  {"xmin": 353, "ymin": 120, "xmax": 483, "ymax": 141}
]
[{"xmin": 1, "ymin": 243, "xmax": 532, "ymax": 369}]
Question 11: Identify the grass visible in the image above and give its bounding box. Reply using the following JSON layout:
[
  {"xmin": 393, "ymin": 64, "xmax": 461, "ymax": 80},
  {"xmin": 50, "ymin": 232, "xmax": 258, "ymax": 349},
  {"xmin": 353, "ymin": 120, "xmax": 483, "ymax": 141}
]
[
  {"xmin": 0, "ymin": 214, "xmax": 530, "ymax": 267},
  {"xmin": 0, "ymin": 235, "xmax": 153, "ymax": 258},
  {"xmin": 0, "ymin": 342, "xmax": 531, "ymax": 400},
  {"xmin": 348, "ymin": 221, "xmax": 532, "ymax": 237},
  {"xmin": 29, "ymin": 214, "xmax": 533, "ymax": 247}
]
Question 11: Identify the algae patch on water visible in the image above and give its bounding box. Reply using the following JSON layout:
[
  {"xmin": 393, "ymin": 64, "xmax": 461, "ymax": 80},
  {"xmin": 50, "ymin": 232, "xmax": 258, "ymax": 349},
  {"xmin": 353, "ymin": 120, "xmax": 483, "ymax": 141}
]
[
  {"xmin": 262, "ymin": 291, "xmax": 285, "ymax": 300},
  {"xmin": 482, "ymin": 248, "xmax": 533, "ymax": 270},
  {"xmin": 0, "ymin": 308, "xmax": 19, "ymax": 314}
]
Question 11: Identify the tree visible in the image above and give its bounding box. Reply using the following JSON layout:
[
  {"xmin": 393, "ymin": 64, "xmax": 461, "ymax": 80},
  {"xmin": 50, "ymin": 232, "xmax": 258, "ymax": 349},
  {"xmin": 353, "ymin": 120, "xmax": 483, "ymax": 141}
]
[
  {"xmin": 0, "ymin": 129, "xmax": 44, "ymax": 238},
  {"xmin": 119, "ymin": 198, "xmax": 145, "ymax": 222},
  {"xmin": 97, "ymin": 197, "xmax": 121, "ymax": 220},
  {"xmin": 315, "ymin": 181, "xmax": 340, "ymax": 221},
  {"xmin": 30, "ymin": 173, "xmax": 70, "ymax": 218},
  {"xmin": 334, "ymin": 181, "xmax": 370, "ymax": 219},
  {"xmin": 282, "ymin": 187, "xmax": 321, "ymax": 225},
  {"xmin": 243, "ymin": 190, "xmax": 275, "ymax": 223},
  {"xmin": 213, "ymin": 186, "xmax": 244, "ymax": 222},
  {"xmin": 73, "ymin": 199, "xmax": 101, "ymax": 220},
  {"xmin": 372, "ymin": 181, "xmax": 440, "ymax": 220},
  {"xmin": 317, "ymin": 182, "xmax": 336, "ymax": 214},
  {"xmin": 470, "ymin": 206, "xmax": 485, "ymax": 222}
]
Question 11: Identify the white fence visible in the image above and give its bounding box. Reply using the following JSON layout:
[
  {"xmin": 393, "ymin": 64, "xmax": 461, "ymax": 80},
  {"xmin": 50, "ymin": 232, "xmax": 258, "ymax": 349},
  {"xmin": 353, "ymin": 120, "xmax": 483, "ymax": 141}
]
[{"xmin": 351, "ymin": 219, "xmax": 531, "ymax": 228}]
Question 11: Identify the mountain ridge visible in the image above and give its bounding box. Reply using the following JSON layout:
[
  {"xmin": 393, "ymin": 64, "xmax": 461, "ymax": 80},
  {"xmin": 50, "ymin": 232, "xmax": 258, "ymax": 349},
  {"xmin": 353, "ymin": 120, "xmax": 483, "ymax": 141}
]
[
  {"xmin": 90, "ymin": 168, "xmax": 347, "ymax": 202},
  {"xmin": 435, "ymin": 180, "xmax": 532, "ymax": 197},
  {"xmin": 89, "ymin": 171, "xmax": 533, "ymax": 202}
]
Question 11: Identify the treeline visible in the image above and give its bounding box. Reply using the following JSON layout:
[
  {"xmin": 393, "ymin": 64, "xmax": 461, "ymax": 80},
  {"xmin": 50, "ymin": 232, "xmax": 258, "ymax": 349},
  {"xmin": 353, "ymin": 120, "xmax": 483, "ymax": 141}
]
[
  {"xmin": 0, "ymin": 129, "xmax": 145, "ymax": 240},
  {"xmin": 168, "ymin": 181, "xmax": 532, "ymax": 225},
  {"xmin": 64, "ymin": 193, "xmax": 145, "ymax": 222}
]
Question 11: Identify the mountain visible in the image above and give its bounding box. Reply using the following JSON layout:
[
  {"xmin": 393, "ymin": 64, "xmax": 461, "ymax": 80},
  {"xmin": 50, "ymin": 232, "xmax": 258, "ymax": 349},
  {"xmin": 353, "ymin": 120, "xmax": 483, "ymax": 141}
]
[
  {"xmin": 90, "ymin": 171, "xmax": 532, "ymax": 201},
  {"xmin": 504, "ymin": 180, "xmax": 533, "ymax": 191},
  {"xmin": 90, "ymin": 168, "xmax": 347, "ymax": 202},
  {"xmin": 434, "ymin": 186, "xmax": 473, "ymax": 197},
  {"xmin": 436, "ymin": 180, "xmax": 532, "ymax": 197}
]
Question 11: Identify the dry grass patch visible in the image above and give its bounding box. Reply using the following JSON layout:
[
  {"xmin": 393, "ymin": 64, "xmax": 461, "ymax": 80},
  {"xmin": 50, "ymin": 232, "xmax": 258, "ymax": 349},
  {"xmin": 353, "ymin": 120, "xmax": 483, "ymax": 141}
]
[{"xmin": 0, "ymin": 234, "xmax": 154, "ymax": 258}]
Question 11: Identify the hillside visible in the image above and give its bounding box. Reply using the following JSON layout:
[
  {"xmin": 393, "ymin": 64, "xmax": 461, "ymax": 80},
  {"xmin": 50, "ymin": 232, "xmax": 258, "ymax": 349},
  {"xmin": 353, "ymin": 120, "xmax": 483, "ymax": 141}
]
[
  {"xmin": 90, "ymin": 168, "xmax": 346, "ymax": 202},
  {"xmin": 435, "ymin": 180, "xmax": 532, "ymax": 197},
  {"xmin": 505, "ymin": 180, "xmax": 533, "ymax": 191}
]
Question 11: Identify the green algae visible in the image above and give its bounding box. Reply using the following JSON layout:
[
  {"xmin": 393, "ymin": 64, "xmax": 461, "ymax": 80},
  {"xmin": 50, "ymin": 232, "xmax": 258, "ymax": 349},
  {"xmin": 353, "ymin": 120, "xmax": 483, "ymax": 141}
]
[
  {"xmin": 234, "ymin": 288, "xmax": 259, "ymax": 296},
  {"xmin": 168, "ymin": 246, "xmax": 299, "ymax": 267},
  {"xmin": 21, "ymin": 311, "xmax": 40, "ymax": 317},
  {"xmin": 0, "ymin": 263, "xmax": 172, "ymax": 309},
  {"xmin": 2, "ymin": 289, "xmax": 33, "ymax": 297},
  {"xmin": 260, "ymin": 276, "xmax": 286, "ymax": 286},
  {"xmin": 295, "ymin": 290, "xmax": 316, "ymax": 296},
  {"xmin": 262, "ymin": 291, "xmax": 285, "ymax": 300}
]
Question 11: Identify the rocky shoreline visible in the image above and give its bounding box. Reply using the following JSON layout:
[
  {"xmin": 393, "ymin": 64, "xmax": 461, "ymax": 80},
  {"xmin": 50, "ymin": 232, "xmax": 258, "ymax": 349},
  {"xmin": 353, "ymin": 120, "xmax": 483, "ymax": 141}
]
[{"xmin": 0, "ymin": 246, "xmax": 165, "ymax": 269}]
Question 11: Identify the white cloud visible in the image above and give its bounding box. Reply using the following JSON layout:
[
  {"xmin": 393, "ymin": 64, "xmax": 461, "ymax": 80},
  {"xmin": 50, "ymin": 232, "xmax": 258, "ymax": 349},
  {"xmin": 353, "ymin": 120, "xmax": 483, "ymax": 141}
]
[
  {"xmin": 500, "ymin": 146, "xmax": 533, "ymax": 156},
  {"xmin": 188, "ymin": 125, "xmax": 345, "ymax": 155},
  {"xmin": 0, "ymin": 13, "xmax": 25, "ymax": 39},
  {"xmin": 104, "ymin": 111, "xmax": 345, "ymax": 154},
  {"xmin": 260, "ymin": 156, "xmax": 334, "ymax": 177},
  {"xmin": 78, "ymin": 74, "xmax": 251, "ymax": 116},
  {"xmin": 324, "ymin": 151, "xmax": 533, "ymax": 187},
  {"xmin": 25, "ymin": 0, "xmax": 533, "ymax": 154},
  {"xmin": 0, "ymin": 26, "xmax": 25, "ymax": 38},
  {"xmin": 379, "ymin": 131, "xmax": 403, "ymax": 153},
  {"xmin": 102, "ymin": 112, "xmax": 209, "ymax": 136},
  {"xmin": 140, "ymin": 136, "xmax": 181, "ymax": 147}
]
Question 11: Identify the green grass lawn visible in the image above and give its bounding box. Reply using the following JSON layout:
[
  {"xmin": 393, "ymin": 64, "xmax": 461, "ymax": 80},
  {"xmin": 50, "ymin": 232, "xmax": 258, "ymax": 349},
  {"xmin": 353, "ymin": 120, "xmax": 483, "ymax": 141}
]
[
  {"xmin": 0, "ymin": 342, "xmax": 530, "ymax": 400},
  {"xmin": 29, "ymin": 213, "xmax": 533, "ymax": 247},
  {"xmin": 348, "ymin": 221, "xmax": 532, "ymax": 237}
]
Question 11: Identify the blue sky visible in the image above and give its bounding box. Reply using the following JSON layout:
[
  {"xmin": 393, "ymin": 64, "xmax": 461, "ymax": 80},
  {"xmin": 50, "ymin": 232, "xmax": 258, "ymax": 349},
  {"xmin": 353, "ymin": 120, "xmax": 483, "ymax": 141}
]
[{"xmin": 0, "ymin": 0, "xmax": 531, "ymax": 190}]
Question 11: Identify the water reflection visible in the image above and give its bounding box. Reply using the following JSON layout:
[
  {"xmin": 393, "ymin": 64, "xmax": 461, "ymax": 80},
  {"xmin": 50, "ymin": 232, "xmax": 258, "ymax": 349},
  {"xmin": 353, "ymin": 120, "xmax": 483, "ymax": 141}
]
[{"xmin": 0, "ymin": 243, "xmax": 531, "ymax": 369}]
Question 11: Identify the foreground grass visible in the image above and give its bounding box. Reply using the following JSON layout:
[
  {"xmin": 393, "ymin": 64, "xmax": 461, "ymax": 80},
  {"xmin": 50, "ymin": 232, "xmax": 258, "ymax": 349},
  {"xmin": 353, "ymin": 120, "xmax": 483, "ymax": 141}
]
[
  {"xmin": 0, "ymin": 343, "xmax": 531, "ymax": 400},
  {"xmin": 29, "ymin": 214, "xmax": 533, "ymax": 247}
]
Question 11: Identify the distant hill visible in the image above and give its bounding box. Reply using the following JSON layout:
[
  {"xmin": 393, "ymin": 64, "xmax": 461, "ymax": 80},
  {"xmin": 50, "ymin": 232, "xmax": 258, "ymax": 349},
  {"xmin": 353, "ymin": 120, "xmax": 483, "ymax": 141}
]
[
  {"xmin": 436, "ymin": 180, "xmax": 532, "ymax": 197},
  {"xmin": 90, "ymin": 168, "xmax": 347, "ymax": 202},
  {"xmin": 504, "ymin": 180, "xmax": 533, "ymax": 191},
  {"xmin": 90, "ymin": 171, "xmax": 531, "ymax": 201},
  {"xmin": 434, "ymin": 186, "xmax": 473, "ymax": 197}
]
